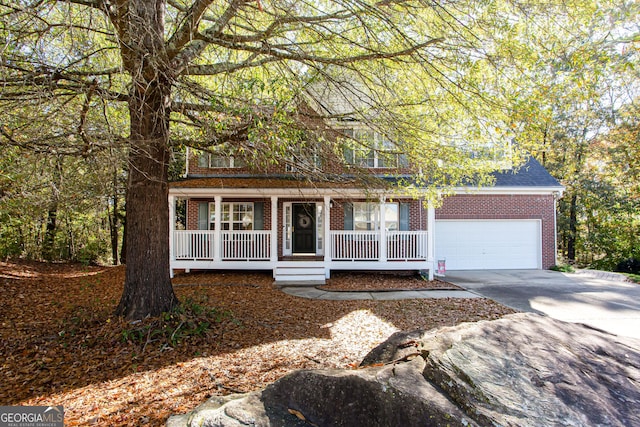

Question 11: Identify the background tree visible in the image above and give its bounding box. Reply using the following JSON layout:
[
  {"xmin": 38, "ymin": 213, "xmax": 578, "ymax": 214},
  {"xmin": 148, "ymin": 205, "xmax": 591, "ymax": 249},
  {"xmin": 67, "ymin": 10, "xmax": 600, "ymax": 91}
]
[{"xmin": 502, "ymin": 1, "xmax": 639, "ymax": 266}]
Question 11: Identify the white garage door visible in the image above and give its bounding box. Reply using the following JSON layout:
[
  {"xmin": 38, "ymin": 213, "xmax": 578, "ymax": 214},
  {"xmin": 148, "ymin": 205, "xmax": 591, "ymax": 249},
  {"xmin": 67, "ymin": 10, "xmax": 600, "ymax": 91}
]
[{"xmin": 435, "ymin": 220, "xmax": 541, "ymax": 270}]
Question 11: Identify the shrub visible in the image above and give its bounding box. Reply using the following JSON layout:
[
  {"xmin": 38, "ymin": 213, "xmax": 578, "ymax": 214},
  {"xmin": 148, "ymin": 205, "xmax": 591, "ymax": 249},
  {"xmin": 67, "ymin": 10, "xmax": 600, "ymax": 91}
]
[
  {"xmin": 120, "ymin": 298, "xmax": 237, "ymax": 350},
  {"xmin": 615, "ymin": 258, "xmax": 640, "ymax": 274},
  {"xmin": 550, "ymin": 264, "xmax": 575, "ymax": 273}
]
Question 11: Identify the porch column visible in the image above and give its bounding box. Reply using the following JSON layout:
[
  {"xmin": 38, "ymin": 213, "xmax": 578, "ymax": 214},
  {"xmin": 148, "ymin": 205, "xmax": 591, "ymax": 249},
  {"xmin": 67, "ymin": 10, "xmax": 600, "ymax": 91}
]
[
  {"xmin": 214, "ymin": 196, "xmax": 222, "ymax": 262},
  {"xmin": 379, "ymin": 196, "xmax": 387, "ymax": 262},
  {"xmin": 168, "ymin": 194, "xmax": 175, "ymax": 278},
  {"xmin": 427, "ymin": 200, "xmax": 435, "ymax": 280},
  {"xmin": 324, "ymin": 195, "xmax": 331, "ymax": 278},
  {"xmin": 271, "ymin": 196, "xmax": 278, "ymax": 268}
]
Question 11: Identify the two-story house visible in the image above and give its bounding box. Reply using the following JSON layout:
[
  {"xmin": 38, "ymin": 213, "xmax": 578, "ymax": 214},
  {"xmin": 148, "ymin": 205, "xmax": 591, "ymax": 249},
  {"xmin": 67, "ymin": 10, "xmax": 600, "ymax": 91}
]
[
  {"xmin": 168, "ymin": 86, "xmax": 563, "ymax": 283},
  {"xmin": 168, "ymin": 150, "xmax": 562, "ymax": 284}
]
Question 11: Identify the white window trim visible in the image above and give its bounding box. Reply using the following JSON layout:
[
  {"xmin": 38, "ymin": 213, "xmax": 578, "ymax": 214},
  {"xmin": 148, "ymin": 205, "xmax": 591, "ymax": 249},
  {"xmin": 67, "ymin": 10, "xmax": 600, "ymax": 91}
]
[
  {"xmin": 343, "ymin": 128, "xmax": 400, "ymax": 168},
  {"xmin": 208, "ymin": 154, "xmax": 245, "ymax": 168},
  {"xmin": 209, "ymin": 202, "xmax": 254, "ymax": 230},
  {"xmin": 353, "ymin": 202, "xmax": 399, "ymax": 231}
]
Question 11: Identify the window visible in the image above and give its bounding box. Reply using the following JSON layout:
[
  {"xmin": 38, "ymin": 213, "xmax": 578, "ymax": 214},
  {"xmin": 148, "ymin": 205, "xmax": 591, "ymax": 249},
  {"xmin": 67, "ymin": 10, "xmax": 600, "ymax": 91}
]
[
  {"xmin": 342, "ymin": 128, "xmax": 401, "ymax": 168},
  {"xmin": 285, "ymin": 141, "xmax": 321, "ymax": 172},
  {"xmin": 197, "ymin": 150, "xmax": 245, "ymax": 169},
  {"xmin": 209, "ymin": 154, "xmax": 245, "ymax": 168},
  {"xmin": 353, "ymin": 203, "xmax": 398, "ymax": 231},
  {"xmin": 208, "ymin": 203, "xmax": 254, "ymax": 230}
]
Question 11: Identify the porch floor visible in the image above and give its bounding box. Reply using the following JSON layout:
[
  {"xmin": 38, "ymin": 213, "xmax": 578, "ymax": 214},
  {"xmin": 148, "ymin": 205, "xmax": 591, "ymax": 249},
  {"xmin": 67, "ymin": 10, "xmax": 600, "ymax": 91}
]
[{"xmin": 279, "ymin": 255, "xmax": 325, "ymax": 262}]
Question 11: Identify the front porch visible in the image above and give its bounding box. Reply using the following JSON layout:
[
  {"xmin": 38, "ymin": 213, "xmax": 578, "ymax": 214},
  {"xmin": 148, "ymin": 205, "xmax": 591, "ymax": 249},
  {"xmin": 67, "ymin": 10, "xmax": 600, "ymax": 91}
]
[{"xmin": 168, "ymin": 191, "xmax": 436, "ymax": 283}]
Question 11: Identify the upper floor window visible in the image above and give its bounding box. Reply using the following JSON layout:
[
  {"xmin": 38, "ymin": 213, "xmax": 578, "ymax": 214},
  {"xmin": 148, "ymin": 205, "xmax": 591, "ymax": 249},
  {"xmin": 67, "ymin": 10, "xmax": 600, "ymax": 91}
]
[
  {"xmin": 342, "ymin": 128, "xmax": 404, "ymax": 168},
  {"xmin": 285, "ymin": 141, "xmax": 322, "ymax": 172},
  {"xmin": 198, "ymin": 150, "xmax": 245, "ymax": 169}
]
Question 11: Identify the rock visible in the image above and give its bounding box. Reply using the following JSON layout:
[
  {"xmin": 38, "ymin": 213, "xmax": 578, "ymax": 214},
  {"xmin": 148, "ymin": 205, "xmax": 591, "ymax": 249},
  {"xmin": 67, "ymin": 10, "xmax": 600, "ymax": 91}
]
[
  {"xmin": 167, "ymin": 313, "xmax": 640, "ymax": 427},
  {"xmin": 260, "ymin": 359, "xmax": 474, "ymax": 427}
]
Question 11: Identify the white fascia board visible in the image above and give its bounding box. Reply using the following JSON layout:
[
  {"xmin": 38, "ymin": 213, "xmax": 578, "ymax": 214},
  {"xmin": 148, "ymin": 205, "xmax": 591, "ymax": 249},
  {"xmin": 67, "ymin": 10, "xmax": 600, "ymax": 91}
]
[
  {"xmin": 169, "ymin": 184, "xmax": 564, "ymax": 199},
  {"xmin": 447, "ymin": 186, "xmax": 565, "ymax": 196}
]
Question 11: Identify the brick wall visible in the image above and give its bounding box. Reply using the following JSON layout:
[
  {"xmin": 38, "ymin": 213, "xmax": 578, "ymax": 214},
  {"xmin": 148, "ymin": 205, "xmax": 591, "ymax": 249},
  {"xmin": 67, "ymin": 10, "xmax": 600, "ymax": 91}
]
[{"xmin": 436, "ymin": 194, "xmax": 557, "ymax": 268}]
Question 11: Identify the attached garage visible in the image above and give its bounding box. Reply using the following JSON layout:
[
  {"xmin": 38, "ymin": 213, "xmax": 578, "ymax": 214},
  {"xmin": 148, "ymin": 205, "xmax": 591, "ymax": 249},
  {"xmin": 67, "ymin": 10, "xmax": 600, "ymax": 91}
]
[{"xmin": 435, "ymin": 219, "xmax": 542, "ymax": 270}]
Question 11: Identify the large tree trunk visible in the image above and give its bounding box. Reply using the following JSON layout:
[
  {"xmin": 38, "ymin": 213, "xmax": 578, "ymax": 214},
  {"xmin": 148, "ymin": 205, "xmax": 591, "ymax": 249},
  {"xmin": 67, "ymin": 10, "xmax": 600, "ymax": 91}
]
[
  {"xmin": 113, "ymin": 0, "xmax": 178, "ymax": 319},
  {"xmin": 115, "ymin": 77, "xmax": 177, "ymax": 319}
]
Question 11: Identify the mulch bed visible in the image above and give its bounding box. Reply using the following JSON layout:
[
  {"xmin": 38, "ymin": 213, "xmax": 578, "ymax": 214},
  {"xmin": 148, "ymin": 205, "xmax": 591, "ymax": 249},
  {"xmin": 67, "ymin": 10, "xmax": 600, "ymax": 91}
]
[
  {"xmin": 320, "ymin": 271, "xmax": 460, "ymax": 291},
  {"xmin": 0, "ymin": 261, "xmax": 514, "ymax": 426}
]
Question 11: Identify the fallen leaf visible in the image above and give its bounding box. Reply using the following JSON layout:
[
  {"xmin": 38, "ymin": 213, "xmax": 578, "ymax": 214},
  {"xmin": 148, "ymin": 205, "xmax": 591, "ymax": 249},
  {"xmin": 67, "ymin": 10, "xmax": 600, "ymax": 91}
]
[{"xmin": 288, "ymin": 408, "xmax": 305, "ymax": 420}]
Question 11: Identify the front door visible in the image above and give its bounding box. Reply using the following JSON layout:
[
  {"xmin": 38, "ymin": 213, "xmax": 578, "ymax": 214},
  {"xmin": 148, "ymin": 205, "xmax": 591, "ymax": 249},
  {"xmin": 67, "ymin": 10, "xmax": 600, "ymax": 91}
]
[{"xmin": 292, "ymin": 203, "xmax": 316, "ymax": 254}]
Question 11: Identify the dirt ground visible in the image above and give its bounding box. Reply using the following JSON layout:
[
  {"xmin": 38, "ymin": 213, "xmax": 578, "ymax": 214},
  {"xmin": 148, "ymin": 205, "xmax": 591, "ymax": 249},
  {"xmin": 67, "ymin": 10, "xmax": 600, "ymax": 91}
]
[{"xmin": 0, "ymin": 261, "xmax": 514, "ymax": 426}]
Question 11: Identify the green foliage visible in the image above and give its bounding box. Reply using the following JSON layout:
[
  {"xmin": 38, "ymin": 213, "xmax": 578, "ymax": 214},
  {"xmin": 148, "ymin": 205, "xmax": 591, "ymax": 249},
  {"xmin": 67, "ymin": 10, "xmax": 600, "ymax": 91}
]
[
  {"xmin": 623, "ymin": 273, "xmax": 640, "ymax": 284},
  {"xmin": 550, "ymin": 264, "xmax": 576, "ymax": 273},
  {"xmin": 0, "ymin": 138, "xmax": 126, "ymax": 263},
  {"xmin": 120, "ymin": 298, "xmax": 237, "ymax": 350},
  {"xmin": 501, "ymin": 0, "xmax": 640, "ymax": 270}
]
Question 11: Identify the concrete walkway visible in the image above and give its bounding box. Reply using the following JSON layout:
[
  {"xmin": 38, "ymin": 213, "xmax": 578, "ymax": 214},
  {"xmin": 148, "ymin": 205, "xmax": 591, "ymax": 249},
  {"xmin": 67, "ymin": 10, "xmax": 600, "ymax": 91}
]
[{"xmin": 280, "ymin": 286, "xmax": 479, "ymax": 300}]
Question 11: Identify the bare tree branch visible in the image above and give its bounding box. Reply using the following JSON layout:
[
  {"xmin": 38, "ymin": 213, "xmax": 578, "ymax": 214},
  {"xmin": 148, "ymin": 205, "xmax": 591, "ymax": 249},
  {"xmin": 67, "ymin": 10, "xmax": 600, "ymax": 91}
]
[
  {"xmin": 166, "ymin": 0, "xmax": 215, "ymax": 55},
  {"xmin": 169, "ymin": 0, "xmax": 249, "ymax": 72}
]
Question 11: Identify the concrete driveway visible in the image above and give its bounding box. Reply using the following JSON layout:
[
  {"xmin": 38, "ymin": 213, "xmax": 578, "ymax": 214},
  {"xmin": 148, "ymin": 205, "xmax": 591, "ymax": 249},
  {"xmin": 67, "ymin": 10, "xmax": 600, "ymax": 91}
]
[{"xmin": 445, "ymin": 269, "xmax": 640, "ymax": 340}]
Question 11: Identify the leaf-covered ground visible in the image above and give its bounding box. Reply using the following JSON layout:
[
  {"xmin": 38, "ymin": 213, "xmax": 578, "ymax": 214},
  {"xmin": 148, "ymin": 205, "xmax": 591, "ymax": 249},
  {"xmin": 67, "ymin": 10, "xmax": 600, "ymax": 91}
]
[{"xmin": 0, "ymin": 261, "xmax": 515, "ymax": 426}]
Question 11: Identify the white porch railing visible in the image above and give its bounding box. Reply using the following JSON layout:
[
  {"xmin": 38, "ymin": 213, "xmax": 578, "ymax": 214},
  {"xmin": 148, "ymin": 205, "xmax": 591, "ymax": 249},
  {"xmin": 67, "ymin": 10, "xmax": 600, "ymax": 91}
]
[
  {"xmin": 221, "ymin": 230, "xmax": 270, "ymax": 260},
  {"xmin": 386, "ymin": 230, "xmax": 429, "ymax": 261},
  {"xmin": 331, "ymin": 231, "xmax": 379, "ymax": 260},
  {"xmin": 330, "ymin": 230, "xmax": 429, "ymax": 261},
  {"xmin": 173, "ymin": 230, "xmax": 271, "ymax": 261},
  {"xmin": 174, "ymin": 230, "xmax": 215, "ymax": 260},
  {"xmin": 174, "ymin": 230, "xmax": 428, "ymax": 263}
]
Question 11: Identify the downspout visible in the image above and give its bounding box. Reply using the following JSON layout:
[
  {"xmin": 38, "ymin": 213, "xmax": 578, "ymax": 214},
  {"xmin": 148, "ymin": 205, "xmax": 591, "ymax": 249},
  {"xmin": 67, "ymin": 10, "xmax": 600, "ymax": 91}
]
[
  {"xmin": 427, "ymin": 199, "xmax": 435, "ymax": 280},
  {"xmin": 184, "ymin": 147, "xmax": 190, "ymax": 177}
]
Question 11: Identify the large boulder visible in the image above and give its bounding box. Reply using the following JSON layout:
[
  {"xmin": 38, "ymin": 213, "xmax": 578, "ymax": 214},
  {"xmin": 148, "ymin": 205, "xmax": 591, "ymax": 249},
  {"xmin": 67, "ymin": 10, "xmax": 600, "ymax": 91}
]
[{"xmin": 167, "ymin": 313, "xmax": 640, "ymax": 427}]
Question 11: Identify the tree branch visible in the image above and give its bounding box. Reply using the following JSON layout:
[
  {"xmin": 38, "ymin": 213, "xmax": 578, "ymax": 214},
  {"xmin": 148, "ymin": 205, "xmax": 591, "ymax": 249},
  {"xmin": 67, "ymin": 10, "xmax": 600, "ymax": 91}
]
[
  {"xmin": 166, "ymin": 0, "xmax": 215, "ymax": 55},
  {"xmin": 202, "ymin": 35, "xmax": 445, "ymax": 66},
  {"xmin": 169, "ymin": 0, "xmax": 249, "ymax": 73},
  {"xmin": 181, "ymin": 55, "xmax": 280, "ymax": 75}
]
